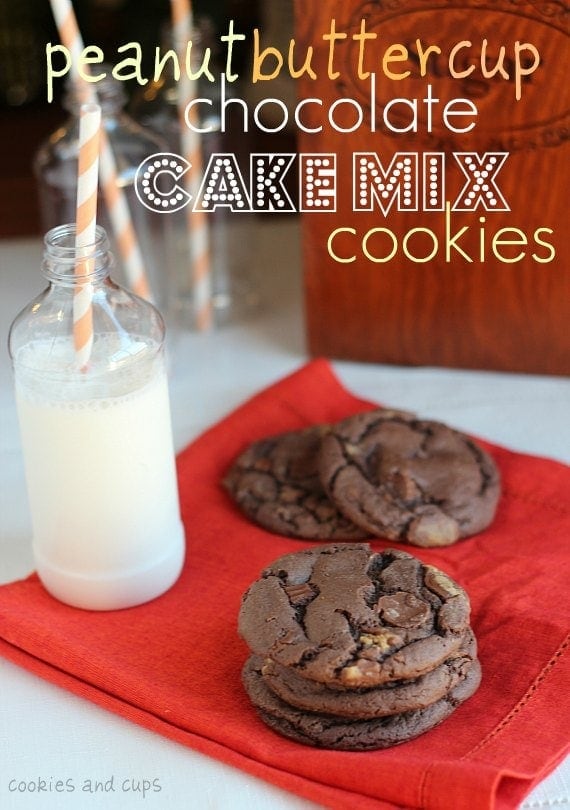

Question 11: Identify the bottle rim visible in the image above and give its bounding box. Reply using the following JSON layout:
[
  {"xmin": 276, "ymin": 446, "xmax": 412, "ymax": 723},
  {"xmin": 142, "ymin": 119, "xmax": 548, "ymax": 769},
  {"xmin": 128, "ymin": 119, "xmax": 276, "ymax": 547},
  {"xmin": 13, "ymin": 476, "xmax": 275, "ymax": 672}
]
[{"xmin": 43, "ymin": 224, "xmax": 111, "ymax": 283}]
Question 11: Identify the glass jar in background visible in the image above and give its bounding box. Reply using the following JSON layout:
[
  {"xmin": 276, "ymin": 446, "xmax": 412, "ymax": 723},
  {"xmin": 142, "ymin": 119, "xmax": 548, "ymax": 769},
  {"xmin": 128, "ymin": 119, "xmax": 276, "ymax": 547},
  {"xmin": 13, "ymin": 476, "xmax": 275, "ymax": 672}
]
[
  {"xmin": 130, "ymin": 21, "xmax": 259, "ymax": 329},
  {"xmin": 8, "ymin": 224, "xmax": 185, "ymax": 611},
  {"xmin": 33, "ymin": 73, "xmax": 173, "ymax": 315}
]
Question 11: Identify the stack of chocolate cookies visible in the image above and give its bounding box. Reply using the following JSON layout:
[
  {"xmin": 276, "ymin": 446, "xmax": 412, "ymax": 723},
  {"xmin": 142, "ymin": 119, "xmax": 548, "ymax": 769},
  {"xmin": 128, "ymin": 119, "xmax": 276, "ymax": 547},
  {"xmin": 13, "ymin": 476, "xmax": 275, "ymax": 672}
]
[
  {"xmin": 238, "ymin": 544, "xmax": 481, "ymax": 750},
  {"xmin": 224, "ymin": 408, "xmax": 500, "ymax": 547}
]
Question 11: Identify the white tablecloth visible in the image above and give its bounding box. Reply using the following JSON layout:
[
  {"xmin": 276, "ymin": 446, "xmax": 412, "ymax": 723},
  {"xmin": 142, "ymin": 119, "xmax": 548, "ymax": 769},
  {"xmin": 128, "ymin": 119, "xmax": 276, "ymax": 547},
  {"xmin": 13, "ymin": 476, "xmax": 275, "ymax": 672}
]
[{"xmin": 1, "ymin": 221, "xmax": 568, "ymax": 809}]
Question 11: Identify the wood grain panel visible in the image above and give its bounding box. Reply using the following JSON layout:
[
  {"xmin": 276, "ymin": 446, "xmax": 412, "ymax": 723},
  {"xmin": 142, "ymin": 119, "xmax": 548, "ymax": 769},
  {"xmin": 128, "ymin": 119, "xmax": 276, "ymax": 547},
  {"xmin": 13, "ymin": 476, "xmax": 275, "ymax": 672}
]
[{"xmin": 296, "ymin": 0, "xmax": 570, "ymax": 374}]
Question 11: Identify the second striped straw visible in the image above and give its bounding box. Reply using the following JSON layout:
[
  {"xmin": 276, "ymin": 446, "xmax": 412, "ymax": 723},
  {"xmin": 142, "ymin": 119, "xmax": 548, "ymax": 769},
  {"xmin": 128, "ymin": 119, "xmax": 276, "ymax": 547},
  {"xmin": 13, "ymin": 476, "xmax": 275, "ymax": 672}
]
[{"xmin": 171, "ymin": 0, "xmax": 213, "ymax": 331}]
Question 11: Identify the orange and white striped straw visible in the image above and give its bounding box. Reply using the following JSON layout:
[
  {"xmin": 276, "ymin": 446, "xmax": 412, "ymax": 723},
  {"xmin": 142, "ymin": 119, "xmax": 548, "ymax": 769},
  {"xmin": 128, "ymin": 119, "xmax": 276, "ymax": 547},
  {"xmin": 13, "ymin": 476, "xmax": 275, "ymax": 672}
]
[
  {"xmin": 171, "ymin": 0, "xmax": 213, "ymax": 331},
  {"xmin": 48, "ymin": 0, "xmax": 152, "ymax": 302},
  {"xmin": 98, "ymin": 136, "xmax": 151, "ymax": 300},
  {"xmin": 73, "ymin": 103, "xmax": 100, "ymax": 369}
]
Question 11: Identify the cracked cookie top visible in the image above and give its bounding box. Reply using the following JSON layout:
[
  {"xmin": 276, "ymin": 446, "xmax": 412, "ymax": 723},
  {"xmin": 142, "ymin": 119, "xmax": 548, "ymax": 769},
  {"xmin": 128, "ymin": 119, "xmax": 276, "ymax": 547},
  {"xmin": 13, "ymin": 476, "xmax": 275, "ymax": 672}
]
[
  {"xmin": 223, "ymin": 427, "xmax": 367, "ymax": 540},
  {"xmin": 238, "ymin": 544, "xmax": 472, "ymax": 687},
  {"xmin": 318, "ymin": 409, "xmax": 501, "ymax": 546}
]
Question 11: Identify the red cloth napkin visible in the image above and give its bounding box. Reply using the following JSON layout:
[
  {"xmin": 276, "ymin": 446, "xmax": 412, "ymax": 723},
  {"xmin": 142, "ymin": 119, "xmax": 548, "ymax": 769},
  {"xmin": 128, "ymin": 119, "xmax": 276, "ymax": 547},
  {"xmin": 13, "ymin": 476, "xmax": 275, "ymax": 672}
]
[{"xmin": 1, "ymin": 360, "xmax": 568, "ymax": 810}]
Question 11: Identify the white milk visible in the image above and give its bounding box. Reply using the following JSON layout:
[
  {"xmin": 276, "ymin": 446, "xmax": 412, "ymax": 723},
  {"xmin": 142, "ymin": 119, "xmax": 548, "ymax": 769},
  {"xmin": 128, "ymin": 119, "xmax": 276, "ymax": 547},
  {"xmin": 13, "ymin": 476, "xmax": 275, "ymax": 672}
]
[{"xmin": 14, "ymin": 339, "xmax": 185, "ymax": 610}]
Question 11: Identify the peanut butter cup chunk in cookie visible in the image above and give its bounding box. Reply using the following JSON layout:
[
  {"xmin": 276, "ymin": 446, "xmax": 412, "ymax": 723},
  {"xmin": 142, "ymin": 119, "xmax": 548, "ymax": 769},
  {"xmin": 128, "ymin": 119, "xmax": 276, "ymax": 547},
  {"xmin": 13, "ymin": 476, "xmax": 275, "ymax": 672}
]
[
  {"xmin": 223, "ymin": 427, "xmax": 367, "ymax": 540},
  {"xmin": 318, "ymin": 409, "xmax": 500, "ymax": 546},
  {"xmin": 238, "ymin": 544, "xmax": 471, "ymax": 689}
]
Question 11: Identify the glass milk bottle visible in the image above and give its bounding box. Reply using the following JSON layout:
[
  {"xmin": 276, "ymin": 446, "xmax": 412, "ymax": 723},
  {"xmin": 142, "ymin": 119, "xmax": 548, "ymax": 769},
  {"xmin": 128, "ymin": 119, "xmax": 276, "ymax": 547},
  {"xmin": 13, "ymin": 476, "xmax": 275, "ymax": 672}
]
[
  {"xmin": 8, "ymin": 224, "xmax": 185, "ymax": 611},
  {"xmin": 33, "ymin": 75, "xmax": 172, "ymax": 313}
]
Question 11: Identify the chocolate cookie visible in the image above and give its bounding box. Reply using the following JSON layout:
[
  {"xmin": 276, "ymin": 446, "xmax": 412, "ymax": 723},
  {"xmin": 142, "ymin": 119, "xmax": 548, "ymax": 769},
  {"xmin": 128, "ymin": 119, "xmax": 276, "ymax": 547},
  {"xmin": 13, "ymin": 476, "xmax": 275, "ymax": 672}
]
[
  {"xmin": 318, "ymin": 409, "xmax": 501, "ymax": 547},
  {"xmin": 242, "ymin": 655, "xmax": 482, "ymax": 751},
  {"xmin": 260, "ymin": 630, "xmax": 477, "ymax": 719},
  {"xmin": 238, "ymin": 544, "xmax": 471, "ymax": 688},
  {"xmin": 223, "ymin": 427, "xmax": 367, "ymax": 540}
]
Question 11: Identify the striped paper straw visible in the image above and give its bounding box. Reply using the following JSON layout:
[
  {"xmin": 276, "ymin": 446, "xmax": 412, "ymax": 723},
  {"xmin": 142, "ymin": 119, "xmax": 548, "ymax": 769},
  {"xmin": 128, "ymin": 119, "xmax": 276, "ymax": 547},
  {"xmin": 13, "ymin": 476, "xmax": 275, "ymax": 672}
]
[
  {"xmin": 73, "ymin": 103, "xmax": 100, "ymax": 369},
  {"xmin": 48, "ymin": 0, "xmax": 152, "ymax": 302},
  {"xmin": 171, "ymin": 0, "xmax": 213, "ymax": 331}
]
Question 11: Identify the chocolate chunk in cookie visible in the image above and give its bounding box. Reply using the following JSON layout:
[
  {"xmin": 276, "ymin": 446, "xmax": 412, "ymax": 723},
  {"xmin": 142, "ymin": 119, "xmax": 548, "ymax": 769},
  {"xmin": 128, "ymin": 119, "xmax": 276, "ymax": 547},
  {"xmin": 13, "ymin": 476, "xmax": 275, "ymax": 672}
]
[
  {"xmin": 223, "ymin": 427, "xmax": 367, "ymax": 540},
  {"xmin": 318, "ymin": 409, "xmax": 500, "ymax": 546},
  {"xmin": 242, "ymin": 654, "xmax": 482, "ymax": 751},
  {"xmin": 238, "ymin": 544, "xmax": 471, "ymax": 688}
]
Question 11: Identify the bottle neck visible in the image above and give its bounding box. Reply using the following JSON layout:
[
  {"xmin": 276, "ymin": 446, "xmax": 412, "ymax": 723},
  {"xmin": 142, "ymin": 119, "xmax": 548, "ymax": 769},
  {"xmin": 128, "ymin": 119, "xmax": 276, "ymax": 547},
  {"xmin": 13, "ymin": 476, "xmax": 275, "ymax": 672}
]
[{"xmin": 42, "ymin": 224, "xmax": 112, "ymax": 286}]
